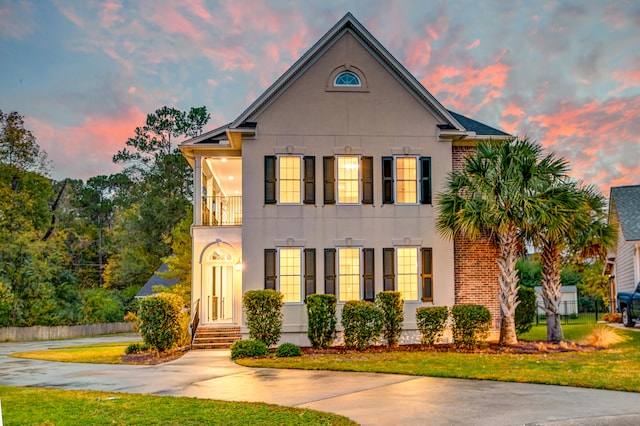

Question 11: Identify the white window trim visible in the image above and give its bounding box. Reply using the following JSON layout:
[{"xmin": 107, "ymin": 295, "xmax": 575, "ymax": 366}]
[
  {"xmin": 336, "ymin": 155, "xmax": 361, "ymax": 205},
  {"xmin": 337, "ymin": 247, "xmax": 362, "ymax": 303},
  {"xmin": 277, "ymin": 155, "xmax": 303, "ymax": 205},
  {"xmin": 278, "ymin": 247, "xmax": 304, "ymax": 304},
  {"xmin": 395, "ymin": 246, "xmax": 420, "ymax": 302},
  {"xmin": 395, "ymin": 156, "xmax": 420, "ymax": 205}
]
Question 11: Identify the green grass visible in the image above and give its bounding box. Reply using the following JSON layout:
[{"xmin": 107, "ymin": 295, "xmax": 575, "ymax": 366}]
[
  {"xmin": 9, "ymin": 342, "xmax": 136, "ymax": 364},
  {"xmin": 518, "ymin": 322, "xmax": 598, "ymax": 341},
  {"xmin": 0, "ymin": 386, "xmax": 356, "ymax": 425},
  {"xmin": 238, "ymin": 325, "xmax": 640, "ymax": 392}
]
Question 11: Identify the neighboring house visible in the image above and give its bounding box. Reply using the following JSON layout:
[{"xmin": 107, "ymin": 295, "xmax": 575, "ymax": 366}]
[
  {"xmin": 136, "ymin": 263, "xmax": 178, "ymax": 298},
  {"xmin": 533, "ymin": 286, "xmax": 578, "ymax": 315},
  {"xmin": 608, "ymin": 185, "xmax": 640, "ymax": 296},
  {"xmin": 179, "ymin": 13, "xmax": 510, "ymax": 345}
]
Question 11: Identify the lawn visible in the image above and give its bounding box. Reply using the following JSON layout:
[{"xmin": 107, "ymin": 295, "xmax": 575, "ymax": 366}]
[
  {"xmin": 0, "ymin": 386, "xmax": 355, "ymax": 425},
  {"xmin": 10, "ymin": 342, "xmax": 137, "ymax": 364},
  {"xmin": 238, "ymin": 324, "xmax": 640, "ymax": 393}
]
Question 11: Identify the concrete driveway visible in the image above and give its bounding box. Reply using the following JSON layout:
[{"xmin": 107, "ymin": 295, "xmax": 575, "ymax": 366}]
[{"xmin": 1, "ymin": 335, "xmax": 640, "ymax": 425}]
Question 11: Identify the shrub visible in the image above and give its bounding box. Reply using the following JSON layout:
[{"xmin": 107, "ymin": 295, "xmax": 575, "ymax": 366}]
[
  {"xmin": 375, "ymin": 291, "xmax": 404, "ymax": 347},
  {"xmin": 124, "ymin": 311, "xmax": 140, "ymax": 333},
  {"xmin": 341, "ymin": 300, "xmax": 383, "ymax": 350},
  {"xmin": 306, "ymin": 294, "xmax": 337, "ymax": 349},
  {"xmin": 243, "ymin": 290, "xmax": 284, "ymax": 347},
  {"xmin": 139, "ymin": 293, "xmax": 185, "ymax": 352},
  {"xmin": 124, "ymin": 342, "xmax": 150, "ymax": 355},
  {"xmin": 416, "ymin": 306, "xmax": 449, "ymax": 345},
  {"xmin": 603, "ymin": 312, "xmax": 622, "ymax": 323},
  {"xmin": 230, "ymin": 340, "xmax": 270, "ymax": 360},
  {"xmin": 515, "ymin": 286, "xmax": 536, "ymax": 335},
  {"xmin": 275, "ymin": 342, "xmax": 302, "ymax": 357},
  {"xmin": 450, "ymin": 304, "xmax": 491, "ymax": 349}
]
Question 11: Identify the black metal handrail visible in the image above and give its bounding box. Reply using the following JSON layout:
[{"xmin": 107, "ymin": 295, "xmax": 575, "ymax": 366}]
[
  {"xmin": 201, "ymin": 195, "xmax": 242, "ymax": 226},
  {"xmin": 191, "ymin": 298, "xmax": 200, "ymax": 345}
]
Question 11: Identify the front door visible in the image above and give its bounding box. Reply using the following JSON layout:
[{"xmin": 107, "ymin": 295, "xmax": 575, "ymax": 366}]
[{"xmin": 209, "ymin": 264, "xmax": 233, "ymax": 322}]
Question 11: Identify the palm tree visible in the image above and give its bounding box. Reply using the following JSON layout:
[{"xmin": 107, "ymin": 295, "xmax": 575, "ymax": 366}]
[
  {"xmin": 437, "ymin": 138, "xmax": 570, "ymax": 345},
  {"xmin": 535, "ymin": 184, "xmax": 616, "ymax": 342}
]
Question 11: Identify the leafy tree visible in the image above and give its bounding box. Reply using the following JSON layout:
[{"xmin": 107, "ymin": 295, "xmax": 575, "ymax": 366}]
[
  {"xmin": 157, "ymin": 211, "xmax": 192, "ymax": 308},
  {"xmin": 0, "ymin": 110, "xmax": 49, "ymax": 174},
  {"xmin": 437, "ymin": 138, "xmax": 569, "ymax": 345}
]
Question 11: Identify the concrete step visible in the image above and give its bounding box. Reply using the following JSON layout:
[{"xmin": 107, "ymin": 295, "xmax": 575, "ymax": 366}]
[{"xmin": 191, "ymin": 326, "xmax": 241, "ymax": 350}]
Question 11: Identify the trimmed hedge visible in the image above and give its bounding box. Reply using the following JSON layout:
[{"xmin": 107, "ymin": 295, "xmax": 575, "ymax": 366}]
[
  {"xmin": 275, "ymin": 342, "xmax": 302, "ymax": 357},
  {"xmin": 230, "ymin": 340, "xmax": 269, "ymax": 360},
  {"xmin": 416, "ymin": 306, "xmax": 449, "ymax": 345},
  {"xmin": 341, "ymin": 300, "xmax": 383, "ymax": 350},
  {"xmin": 375, "ymin": 291, "xmax": 404, "ymax": 347},
  {"xmin": 243, "ymin": 290, "xmax": 283, "ymax": 347},
  {"xmin": 450, "ymin": 304, "xmax": 491, "ymax": 349},
  {"xmin": 306, "ymin": 294, "xmax": 337, "ymax": 349},
  {"xmin": 138, "ymin": 293, "xmax": 186, "ymax": 352},
  {"xmin": 124, "ymin": 342, "xmax": 150, "ymax": 354}
]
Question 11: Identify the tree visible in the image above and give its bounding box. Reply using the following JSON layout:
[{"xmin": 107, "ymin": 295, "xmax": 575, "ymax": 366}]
[
  {"xmin": 157, "ymin": 211, "xmax": 192, "ymax": 308},
  {"xmin": 534, "ymin": 184, "xmax": 616, "ymax": 342},
  {"xmin": 437, "ymin": 138, "xmax": 570, "ymax": 345},
  {"xmin": 0, "ymin": 110, "xmax": 49, "ymax": 174}
]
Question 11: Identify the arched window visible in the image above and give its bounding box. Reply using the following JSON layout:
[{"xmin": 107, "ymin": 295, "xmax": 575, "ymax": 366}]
[{"xmin": 334, "ymin": 71, "xmax": 361, "ymax": 87}]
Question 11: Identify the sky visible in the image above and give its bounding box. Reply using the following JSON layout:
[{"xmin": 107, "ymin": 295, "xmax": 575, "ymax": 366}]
[{"xmin": 1, "ymin": 0, "xmax": 639, "ymax": 195}]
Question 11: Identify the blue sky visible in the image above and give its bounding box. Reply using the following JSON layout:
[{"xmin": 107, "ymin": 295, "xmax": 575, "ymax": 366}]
[{"xmin": 1, "ymin": 0, "xmax": 638, "ymax": 193}]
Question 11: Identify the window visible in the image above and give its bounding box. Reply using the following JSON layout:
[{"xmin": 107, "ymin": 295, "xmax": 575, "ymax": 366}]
[
  {"xmin": 323, "ymin": 156, "xmax": 373, "ymax": 205},
  {"xmin": 279, "ymin": 248, "xmax": 301, "ymax": 303},
  {"xmin": 324, "ymin": 247, "xmax": 374, "ymax": 302},
  {"xmin": 338, "ymin": 248, "xmax": 360, "ymax": 302},
  {"xmin": 382, "ymin": 157, "xmax": 432, "ymax": 204},
  {"xmin": 383, "ymin": 247, "xmax": 433, "ymax": 302},
  {"xmin": 334, "ymin": 71, "xmax": 361, "ymax": 87},
  {"xmin": 264, "ymin": 248, "xmax": 316, "ymax": 302},
  {"xmin": 264, "ymin": 156, "xmax": 315, "ymax": 204},
  {"xmin": 279, "ymin": 156, "xmax": 301, "ymax": 203}
]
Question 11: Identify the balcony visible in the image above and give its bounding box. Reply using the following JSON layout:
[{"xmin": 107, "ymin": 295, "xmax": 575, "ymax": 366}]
[{"xmin": 201, "ymin": 195, "xmax": 242, "ymax": 226}]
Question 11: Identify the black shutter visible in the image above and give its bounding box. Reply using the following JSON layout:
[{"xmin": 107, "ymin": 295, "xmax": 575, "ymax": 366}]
[
  {"xmin": 323, "ymin": 156, "xmax": 335, "ymax": 204},
  {"xmin": 421, "ymin": 248, "xmax": 433, "ymax": 302},
  {"xmin": 362, "ymin": 156, "xmax": 373, "ymax": 204},
  {"xmin": 264, "ymin": 156, "xmax": 276, "ymax": 204},
  {"xmin": 264, "ymin": 249, "xmax": 277, "ymax": 290},
  {"xmin": 383, "ymin": 248, "xmax": 395, "ymax": 291},
  {"xmin": 303, "ymin": 156, "xmax": 315, "ymax": 204},
  {"xmin": 382, "ymin": 157, "xmax": 394, "ymax": 204},
  {"xmin": 363, "ymin": 248, "xmax": 375, "ymax": 301},
  {"xmin": 304, "ymin": 248, "xmax": 316, "ymax": 298},
  {"xmin": 324, "ymin": 248, "xmax": 336, "ymax": 295},
  {"xmin": 420, "ymin": 157, "xmax": 432, "ymax": 205}
]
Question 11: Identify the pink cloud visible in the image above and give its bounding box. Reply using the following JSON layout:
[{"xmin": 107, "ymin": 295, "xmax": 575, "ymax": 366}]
[
  {"xmin": 0, "ymin": 1, "xmax": 35, "ymax": 39},
  {"xmin": 99, "ymin": 0, "xmax": 124, "ymax": 29},
  {"xmin": 27, "ymin": 106, "xmax": 147, "ymax": 181},
  {"xmin": 54, "ymin": 0, "xmax": 85, "ymax": 29},
  {"xmin": 466, "ymin": 39, "xmax": 480, "ymax": 50}
]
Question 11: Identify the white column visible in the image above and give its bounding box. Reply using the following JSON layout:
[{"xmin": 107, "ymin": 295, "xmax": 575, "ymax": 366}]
[{"xmin": 194, "ymin": 155, "xmax": 202, "ymax": 225}]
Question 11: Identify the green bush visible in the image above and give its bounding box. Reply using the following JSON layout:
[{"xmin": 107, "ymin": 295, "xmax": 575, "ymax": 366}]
[
  {"xmin": 450, "ymin": 304, "xmax": 491, "ymax": 349},
  {"xmin": 230, "ymin": 340, "xmax": 270, "ymax": 360},
  {"xmin": 375, "ymin": 291, "xmax": 404, "ymax": 347},
  {"xmin": 124, "ymin": 342, "xmax": 150, "ymax": 354},
  {"xmin": 243, "ymin": 290, "xmax": 283, "ymax": 347},
  {"xmin": 80, "ymin": 288, "xmax": 125, "ymax": 324},
  {"xmin": 416, "ymin": 306, "xmax": 449, "ymax": 345},
  {"xmin": 306, "ymin": 294, "xmax": 337, "ymax": 349},
  {"xmin": 275, "ymin": 342, "xmax": 302, "ymax": 357},
  {"xmin": 341, "ymin": 301, "xmax": 383, "ymax": 350},
  {"xmin": 138, "ymin": 293, "xmax": 185, "ymax": 352},
  {"xmin": 515, "ymin": 286, "xmax": 537, "ymax": 335}
]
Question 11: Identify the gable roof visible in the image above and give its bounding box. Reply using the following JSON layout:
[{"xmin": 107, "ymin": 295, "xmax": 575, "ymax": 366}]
[
  {"xmin": 228, "ymin": 13, "xmax": 507, "ymax": 139},
  {"xmin": 136, "ymin": 263, "xmax": 178, "ymax": 298},
  {"xmin": 610, "ymin": 185, "xmax": 640, "ymax": 242}
]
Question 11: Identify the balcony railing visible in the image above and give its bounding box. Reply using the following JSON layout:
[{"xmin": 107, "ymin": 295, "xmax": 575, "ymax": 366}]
[{"xmin": 201, "ymin": 195, "xmax": 242, "ymax": 226}]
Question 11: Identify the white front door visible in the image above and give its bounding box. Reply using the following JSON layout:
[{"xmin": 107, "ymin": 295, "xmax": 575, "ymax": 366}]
[{"xmin": 209, "ymin": 264, "xmax": 233, "ymax": 322}]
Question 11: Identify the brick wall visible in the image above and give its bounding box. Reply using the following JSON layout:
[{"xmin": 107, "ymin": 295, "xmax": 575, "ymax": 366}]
[{"xmin": 452, "ymin": 145, "xmax": 501, "ymax": 332}]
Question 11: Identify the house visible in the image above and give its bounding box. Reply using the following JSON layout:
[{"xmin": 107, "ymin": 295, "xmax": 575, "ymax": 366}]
[
  {"xmin": 608, "ymin": 185, "xmax": 640, "ymax": 298},
  {"xmin": 136, "ymin": 263, "xmax": 178, "ymax": 298},
  {"xmin": 179, "ymin": 13, "xmax": 510, "ymax": 345}
]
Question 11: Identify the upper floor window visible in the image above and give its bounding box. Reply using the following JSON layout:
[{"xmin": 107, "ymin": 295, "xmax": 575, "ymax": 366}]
[
  {"xmin": 265, "ymin": 156, "xmax": 315, "ymax": 205},
  {"xmin": 323, "ymin": 156, "xmax": 373, "ymax": 205},
  {"xmin": 334, "ymin": 71, "xmax": 361, "ymax": 87},
  {"xmin": 382, "ymin": 156, "xmax": 432, "ymax": 205}
]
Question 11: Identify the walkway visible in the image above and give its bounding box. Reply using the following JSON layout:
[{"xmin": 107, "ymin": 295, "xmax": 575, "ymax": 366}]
[{"xmin": 1, "ymin": 335, "xmax": 640, "ymax": 425}]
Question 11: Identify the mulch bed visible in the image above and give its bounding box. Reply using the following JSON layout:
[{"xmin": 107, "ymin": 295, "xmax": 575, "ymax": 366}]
[
  {"xmin": 121, "ymin": 346, "xmax": 189, "ymax": 365},
  {"xmin": 301, "ymin": 340, "xmax": 598, "ymax": 355}
]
